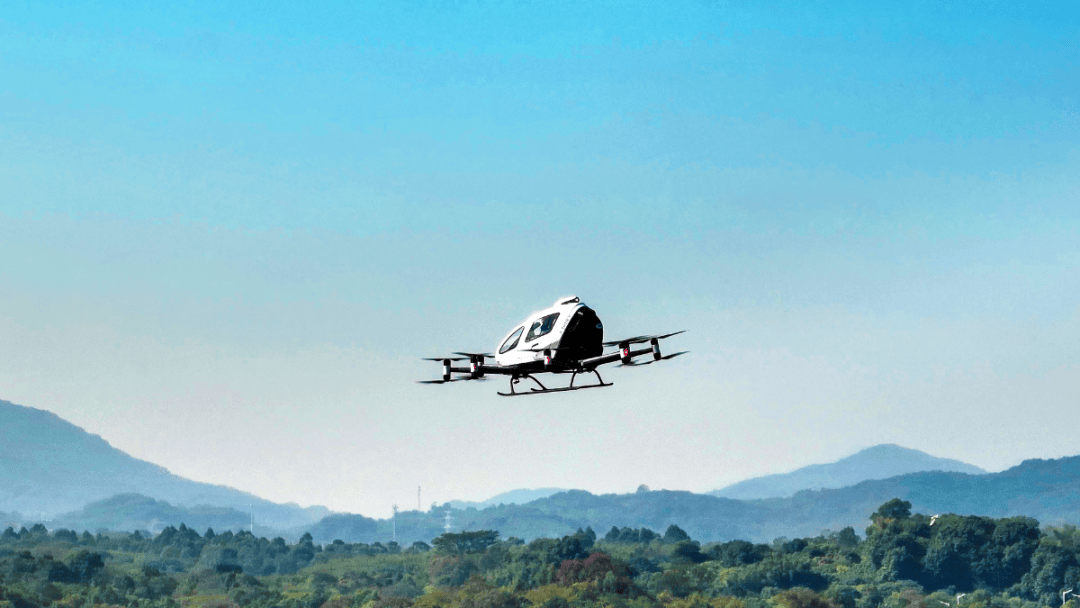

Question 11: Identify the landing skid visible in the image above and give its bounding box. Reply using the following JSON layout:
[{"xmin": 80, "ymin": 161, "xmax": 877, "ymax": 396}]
[{"xmin": 497, "ymin": 370, "xmax": 612, "ymax": 397}]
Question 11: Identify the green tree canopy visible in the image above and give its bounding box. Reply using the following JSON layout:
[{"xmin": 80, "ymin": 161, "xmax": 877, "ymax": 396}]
[
  {"xmin": 663, "ymin": 524, "xmax": 691, "ymax": 543},
  {"xmin": 432, "ymin": 530, "xmax": 500, "ymax": 555},
  {"xmin": 873, "ymin": 499, "xmax": 912, "ymax": 522}
]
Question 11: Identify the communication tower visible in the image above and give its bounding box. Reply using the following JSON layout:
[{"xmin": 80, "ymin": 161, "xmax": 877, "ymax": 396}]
[{"xmin": 392, "ymin": 504, "xmax": 398, "ymax": 544}]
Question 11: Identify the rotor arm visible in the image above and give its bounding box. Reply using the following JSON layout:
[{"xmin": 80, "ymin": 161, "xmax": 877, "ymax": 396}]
[
  {"xmin": 582, "ymin": 330, "xmax": 686, "ymax": 369},
  {"xmin": 581, "ymin": 345, "xmax": 652, "ymax": 369},
  {"xmin": 580, "ymin": 352, "xmax": 621, "ymax": 369}
]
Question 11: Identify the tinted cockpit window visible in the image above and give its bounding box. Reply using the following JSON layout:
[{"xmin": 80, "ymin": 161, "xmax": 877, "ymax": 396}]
[
  {"xmin": 499, "ymin": 327, "xmax": 524, "ymax": 354},
  {"xmin": 525, "ymin": 313, "xmax": 560, "ymax": 342}
]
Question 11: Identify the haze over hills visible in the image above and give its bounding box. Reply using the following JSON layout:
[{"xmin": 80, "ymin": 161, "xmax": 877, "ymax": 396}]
[
  {"xmin": 447, "ymin": 488, "xmax": 568, "ymax": 510},
  {"xmin": 409, "ymin": 454, "xmax": 1080, "ymax": 543},
  {"xmin": 0, "ymin": 399, "xmax": 328, "ymax": 529},
  {"xmin": 439, "ymin": 445, "xmax": 985, "ymax": 515},
  {"xmin": 710, "ymin": 443, "xmax": 987, "ymax": 500},
  {"xmin": 48, "ymin": 494, "xmax": 256, "ymax": 536},
  {"xmin": 10, "ymin": 398, "xmax": 1080, "ymax": 546}
]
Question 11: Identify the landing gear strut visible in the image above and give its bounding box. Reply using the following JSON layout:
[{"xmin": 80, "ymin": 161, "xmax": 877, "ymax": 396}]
[{"xmin": 498, "ymin": 369, "xmax": 612, "ymax": 397}]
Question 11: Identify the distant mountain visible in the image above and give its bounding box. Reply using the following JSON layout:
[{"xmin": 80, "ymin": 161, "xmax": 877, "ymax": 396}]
[
  {"xmin": 12, "ymin": 397, "xmax": 1078, "ymax": 547},
  {"xmin": 0, "ymin": 399, "xmax": 328, "ymax": 529},
  {"xmin": 448, "ymin": 488, "xmax": 568, "ymax": 510},
  {"xmin": 369, "ymin": 455, "xmax": 1080, "ymax": 544},
  {"xmin": 710, "ymin": 444, "xmax": 986, "ymax": 500}
]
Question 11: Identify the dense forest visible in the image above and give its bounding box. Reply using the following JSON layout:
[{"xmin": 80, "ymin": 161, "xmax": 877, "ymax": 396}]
[{"xmin": 3, "ymin": 500, "xmax": 1080, "ymax": 608}]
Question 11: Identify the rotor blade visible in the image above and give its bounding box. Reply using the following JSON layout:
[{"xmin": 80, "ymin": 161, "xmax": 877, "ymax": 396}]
[
  {"xmin": 417, "ymin": 373, "xmax": 495, "ymax": 383},
  {"xmin": 603, "ymin": 330, "xmax": 686, "ymax": 347},
  {"xmin": 628, "ymin": 351, "xmax": 690, "ymax": 366},
  {"xmin": 616, "ymin": 356, "xmax": 651, "ymax": 367},
  {"xmin": 656, "ymin": 330, "xmax": 686, "ymax": 340},
  {"xmin": 601, "ymin": 335, "xmax": 650, "ymax": 347},
  {"xmin": 452, "ymin": 352, "xmax": 494, "ymax": 358},
  {"xmin": 422, "ymin": 357, "xmax": 467, "ymax": 362}
]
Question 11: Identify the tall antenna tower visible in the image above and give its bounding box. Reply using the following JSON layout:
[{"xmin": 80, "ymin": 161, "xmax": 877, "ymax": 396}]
[
  {"xmin": 249, "ymin": 504, "xmax": 254, "ymax": 534},
  {"xmin": 443, "ymin": 508, "xmax": 453, "ymax": 534},
  {"xmin": 392, "ymin": 504, "xmax": 398, "ymax": 544}
]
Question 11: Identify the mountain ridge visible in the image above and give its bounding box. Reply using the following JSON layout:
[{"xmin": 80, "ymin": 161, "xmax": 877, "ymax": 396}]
[
  {"xmin": 448, "ymin": 488, "xmax": 568, "ymax": 510},
  {"xmin": 709, "ymin": 443, "xmax": 986, "ymax": 500},
  {"xmin": 426, "ymin": 453, "xmax": 1080, "ymax": 543},
  {"xmin": 9, "ymin": 398, "xmax": 1080, "ymax": 546},
  {"xmin": 0, "ymin": 399, "xmax": 328, "ymax": 529}
]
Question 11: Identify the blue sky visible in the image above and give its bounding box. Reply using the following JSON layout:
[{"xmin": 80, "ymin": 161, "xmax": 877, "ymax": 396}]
[{"xmin": 2, "ymin": 1, "xmax": 1079, "ymax": 517}]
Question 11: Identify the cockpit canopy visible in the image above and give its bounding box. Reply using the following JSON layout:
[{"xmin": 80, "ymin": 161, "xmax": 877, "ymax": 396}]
[
  {"xmin": 498, "ymin": 326, "xmax": 524, "ymax": 354},
  {"xmin": 525, "ymin": 312, "xmax": 561, "ymax": 342}
]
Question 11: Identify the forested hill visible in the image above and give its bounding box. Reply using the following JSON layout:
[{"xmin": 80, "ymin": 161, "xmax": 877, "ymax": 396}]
[
  {"xmin": 710, "ymin": 444, "xmax": 986, "ymax": 500},
  {"xmin": 9, "ymin": 398, "xmax": 1080, "ymax": 544},
  {"xmin": 0, "ymin": 399, "xmax": 328, "ymax": 529},
  {"xmin": 38, "ymin": 455, "xmax": 1080, "ymax": 544},
  {"xmin": 49, "ymin": 494, "xmax": 255, "ymax": 536},
  {"xmin": 405, "ymin": 454, "xmax": 1080, "ymax": 544}
]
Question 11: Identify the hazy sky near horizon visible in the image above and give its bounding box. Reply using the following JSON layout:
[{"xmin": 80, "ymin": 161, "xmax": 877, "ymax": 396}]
[{"xmin": 2, "ymin": 1, "xmax": 1079, "ymax": 518}]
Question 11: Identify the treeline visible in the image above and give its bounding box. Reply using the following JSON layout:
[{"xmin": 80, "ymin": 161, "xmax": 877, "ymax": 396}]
[
  {"xmin": 3, "ymin": 500, "xmax": 1080, "ymax": 608},
  {"xmin": 1, "ymin": 524, "xmax": 429, "ymax": 576}
]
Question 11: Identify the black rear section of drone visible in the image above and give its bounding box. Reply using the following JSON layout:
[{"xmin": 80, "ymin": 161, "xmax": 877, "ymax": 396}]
[{"xmin": 555, "ymin": 306, "xmax": 604, "ymax": 362}]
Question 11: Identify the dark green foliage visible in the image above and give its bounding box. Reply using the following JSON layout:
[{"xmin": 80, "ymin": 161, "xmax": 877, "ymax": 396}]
[
  {"xmin": 554, "ymin": 552, "xmax": 634, "ymax": 593},
  {"xmin": 539, "ymin": 597, "xmax": 570, "ymax": 608},
  {"xmin": 920, "ymin": 514, "xmax": 1039, "ymax": 591},
  {"xmin": 870, "ymin": 531, "xmax": 926, "ymax": 582},
  {"xmin": 430, "ymin": 555, "xmax": 482, "ymax": 587},
  {"xmin": 663, "ymin": 525, "xmax": 691, "ymax": 543},
  {"xmin": 707, "ymin": 540, "xmax": 771, "ymax": 566},
  {"xmin": 670, "ymin": 541, "xmax": 707, "ymax": 564},
  {"xmin": 779, "ymin": 538, "xmax": 809, "ymax": 554},
  {"xmin": 433, "ymin": 531, "xmax": 501, "ymax": 555},
  {"xmin": 0, "ymin": 499, "xmax": 1072, "ymax": 608},
  {"xmin": 554, "ymin": 529, "xmax": 594, "ymax": 561},
  {"xmin": 830, "ymin": 527, "xmax": 860, "ymax": 549},
  {"xmin": 773, "ymin": 587, "xmax": 839, "ymax": 608},
  {"xmin": 859, "ymin": 500, "xmax": 1043, "ymax": 594},
  {"xmin": 628, "ymin": 555, "xmax": 661, "ymax": 575},
  {"xmin": 714, "ymin": 553, "xmax": 830, "ymax": 596},
  {"xmin": 46, "ymin": 551, "xmax": 104, "ymax": 583},
  {"xmin": 872, "ymin": 499, "xmax": 912, "ymax": 523},
  {"xmin": 604, "ymin": 526, "xmax": 659, "ymax": 543},
  {"xmin": 1014, "ymin": 532, "xmax": 1080, "ymax": 605},
  {"xmin": 457, "ymin": 576, "xmax": 528, "ymax": 608},
  {"xmin": 50, "ymin": 529, "xmax": 78, "ymax": 543},
  {"xmin": 864, "ymin": 503, "xmax": 931, "ymax": 583}
]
